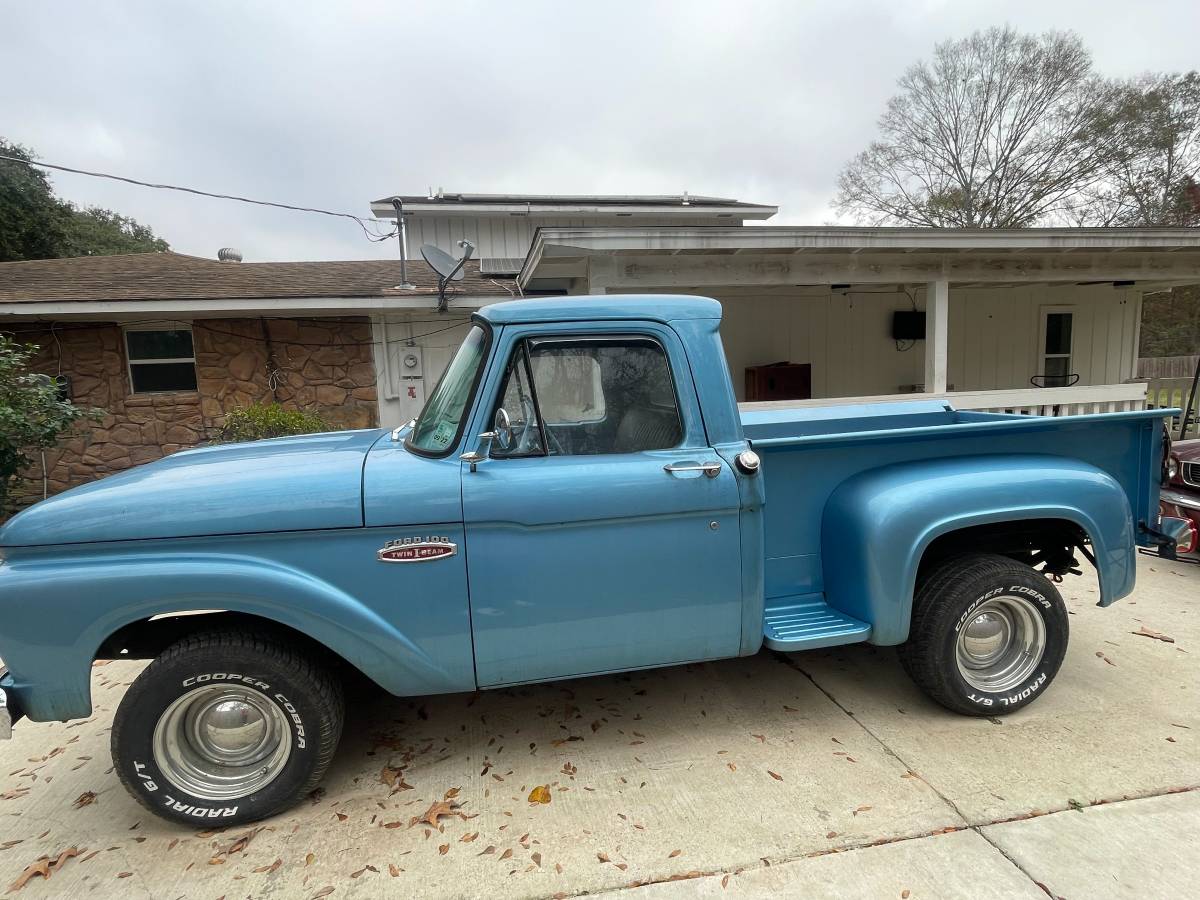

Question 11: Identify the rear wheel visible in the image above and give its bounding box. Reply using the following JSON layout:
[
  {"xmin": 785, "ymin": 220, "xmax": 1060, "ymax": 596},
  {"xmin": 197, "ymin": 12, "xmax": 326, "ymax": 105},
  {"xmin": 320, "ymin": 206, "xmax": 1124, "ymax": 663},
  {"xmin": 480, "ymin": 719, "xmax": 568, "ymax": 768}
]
[
  {"xmin": 112, "ymin": 631, "xmax": 344, "ymax": 826},
  {"xmin": 899, "ymin": 553, "xmax": 1068, "ymax": 716}
]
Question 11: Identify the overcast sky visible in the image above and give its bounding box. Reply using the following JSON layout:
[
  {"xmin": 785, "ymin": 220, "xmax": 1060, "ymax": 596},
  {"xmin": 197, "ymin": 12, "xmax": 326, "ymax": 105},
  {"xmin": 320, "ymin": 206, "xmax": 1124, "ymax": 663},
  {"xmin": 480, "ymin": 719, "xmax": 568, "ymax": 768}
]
[{"xmin": 3, "ymin": 0, "xmax": 1197, "ymax": 261}]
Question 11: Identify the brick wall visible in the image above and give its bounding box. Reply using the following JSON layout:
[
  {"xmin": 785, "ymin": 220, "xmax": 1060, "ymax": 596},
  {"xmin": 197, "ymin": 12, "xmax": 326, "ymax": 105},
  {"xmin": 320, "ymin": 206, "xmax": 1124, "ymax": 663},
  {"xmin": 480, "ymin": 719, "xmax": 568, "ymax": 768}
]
[{"xmin": 12, "ymin": 317, "xmax": 378, "ymax": 507}]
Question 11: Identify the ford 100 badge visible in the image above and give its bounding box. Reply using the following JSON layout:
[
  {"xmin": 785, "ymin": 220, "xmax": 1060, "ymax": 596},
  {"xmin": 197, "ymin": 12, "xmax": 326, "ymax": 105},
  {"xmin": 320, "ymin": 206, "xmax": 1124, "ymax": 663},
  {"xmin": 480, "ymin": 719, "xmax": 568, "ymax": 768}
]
[{"xmin": 376, "ymin": 537, "xmax": 457, "ymax": 563}]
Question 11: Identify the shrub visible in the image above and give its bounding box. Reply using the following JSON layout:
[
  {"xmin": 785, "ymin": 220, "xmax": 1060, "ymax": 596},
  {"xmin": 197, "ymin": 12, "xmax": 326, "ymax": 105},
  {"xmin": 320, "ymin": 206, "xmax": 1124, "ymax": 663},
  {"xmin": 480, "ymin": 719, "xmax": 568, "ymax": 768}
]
[
  {"xmin": 0, "ymin": 334, "xmax": 95, "ymax": 509},
  {"xmin": 217, "ymin": 403, "xmax": 333, "ymax": 443}
]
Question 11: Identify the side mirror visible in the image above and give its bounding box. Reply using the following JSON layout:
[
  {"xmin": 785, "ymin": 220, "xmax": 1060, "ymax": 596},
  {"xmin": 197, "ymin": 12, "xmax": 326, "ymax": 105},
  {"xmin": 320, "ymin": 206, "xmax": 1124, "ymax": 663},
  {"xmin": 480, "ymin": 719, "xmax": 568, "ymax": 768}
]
[{"xmin": 492, "ymin": 407, "xmax": 514, "ymax": 452}]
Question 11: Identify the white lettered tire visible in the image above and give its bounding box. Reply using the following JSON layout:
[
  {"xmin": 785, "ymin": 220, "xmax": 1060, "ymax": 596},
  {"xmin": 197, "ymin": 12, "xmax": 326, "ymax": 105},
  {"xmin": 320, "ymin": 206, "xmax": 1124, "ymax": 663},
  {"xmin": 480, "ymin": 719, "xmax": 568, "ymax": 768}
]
[
  {"xmin": 899, "ymin": 553, "xmax": 1069, "ymax": 716},
  {"xmin": 112, "ymin": 631, "xmax": 344, "ymax": 826}
]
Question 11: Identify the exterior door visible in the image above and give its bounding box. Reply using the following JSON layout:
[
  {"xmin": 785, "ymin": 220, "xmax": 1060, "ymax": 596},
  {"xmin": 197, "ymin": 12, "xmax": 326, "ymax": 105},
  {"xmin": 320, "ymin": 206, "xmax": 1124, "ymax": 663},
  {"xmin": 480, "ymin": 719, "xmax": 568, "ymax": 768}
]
[{"xmin": 462, "ymin": 327, "xmax": 744, "ymax": 687}]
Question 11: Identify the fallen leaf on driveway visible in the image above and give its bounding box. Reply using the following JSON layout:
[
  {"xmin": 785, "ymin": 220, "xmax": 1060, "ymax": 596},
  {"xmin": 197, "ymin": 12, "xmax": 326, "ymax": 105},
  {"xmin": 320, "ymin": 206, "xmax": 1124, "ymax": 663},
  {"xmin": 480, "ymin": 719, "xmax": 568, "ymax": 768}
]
[
  {"xmin": 853, "ymin": 805, "xmax": 873, "ymax": 816},
  {"xmin": 668, "ymin": 849, "xmax": 681, "ymax": 858},
  {"xmin": 1096, "ymin": 651, "xmax": 1117, "ymax": 666},
  {"xmin": 528, "ymin": 785, "xmax": 552, "ymax": 804},
  {"xmin": 73, "ymin": 791, "xmax": 97, "ymax": 809},
  {"xmin": 7, "ymin": 847, "xmax": 80, "ymax": 893},
  {"xmin": 409, "ymin": 800, "xmax": 461, "ymax": 828},
  {"xmin": 7, "ymin": 858, "xmax": 50, "ymax": 892},
  {"xmin": 253, "ymin": 858, "xmax": 282, "ymax": 874},
  {"xmin": 1131, "ymin": 626, "xmax": 1175, "ymax": 644},
  {"xmin": 767, "ymin": 770, "xmax": 783, "ymax": 781}
]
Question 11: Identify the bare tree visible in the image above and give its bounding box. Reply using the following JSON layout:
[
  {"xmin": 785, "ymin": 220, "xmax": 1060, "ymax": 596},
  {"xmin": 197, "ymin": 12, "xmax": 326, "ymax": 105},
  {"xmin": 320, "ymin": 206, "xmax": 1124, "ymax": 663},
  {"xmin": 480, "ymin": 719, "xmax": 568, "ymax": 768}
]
[
  {"xmin": 1083, "ymin": 72, "xmax": 1200, "ymax": 227},
  {"xmin": 835, "ymin": 28, "xmax": 1117, "ymax": 228}
]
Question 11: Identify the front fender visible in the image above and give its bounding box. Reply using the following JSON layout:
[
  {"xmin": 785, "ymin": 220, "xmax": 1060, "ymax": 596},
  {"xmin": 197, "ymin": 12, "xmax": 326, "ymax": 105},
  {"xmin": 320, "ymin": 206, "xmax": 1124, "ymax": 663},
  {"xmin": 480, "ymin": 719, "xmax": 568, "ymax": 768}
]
[
  {"xmin": 821, "ymin": 455, "xmax": 1135, "ymax": 645},
  {"xmin": 0, "ymin": 548, "xmax": 453, "ymax": 722}
]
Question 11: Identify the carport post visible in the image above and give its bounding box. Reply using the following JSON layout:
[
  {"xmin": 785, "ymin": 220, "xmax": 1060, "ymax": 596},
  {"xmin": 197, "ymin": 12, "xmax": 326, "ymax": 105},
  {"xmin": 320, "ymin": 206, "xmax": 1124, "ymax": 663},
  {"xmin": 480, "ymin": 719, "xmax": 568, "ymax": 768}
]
[{"xmin": 924, "ymin": 279, "xmax": 949, "ymax": 394}]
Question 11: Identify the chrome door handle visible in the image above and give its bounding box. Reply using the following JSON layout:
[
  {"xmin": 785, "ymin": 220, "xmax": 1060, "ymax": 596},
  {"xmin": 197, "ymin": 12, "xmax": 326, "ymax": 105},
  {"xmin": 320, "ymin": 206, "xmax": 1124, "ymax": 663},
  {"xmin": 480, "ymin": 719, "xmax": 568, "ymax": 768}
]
[{"xmin": 664, "ymin": 461, "xmax": 722, "ymax": 478}]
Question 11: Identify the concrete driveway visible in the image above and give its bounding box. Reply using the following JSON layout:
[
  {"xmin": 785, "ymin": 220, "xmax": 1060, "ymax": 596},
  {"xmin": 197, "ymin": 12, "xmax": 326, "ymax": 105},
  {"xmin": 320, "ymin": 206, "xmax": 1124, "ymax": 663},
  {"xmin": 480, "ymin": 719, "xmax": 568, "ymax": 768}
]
[{"xmin": 2, "ymin": 554, "xmax": 1197, "ymax": 898}]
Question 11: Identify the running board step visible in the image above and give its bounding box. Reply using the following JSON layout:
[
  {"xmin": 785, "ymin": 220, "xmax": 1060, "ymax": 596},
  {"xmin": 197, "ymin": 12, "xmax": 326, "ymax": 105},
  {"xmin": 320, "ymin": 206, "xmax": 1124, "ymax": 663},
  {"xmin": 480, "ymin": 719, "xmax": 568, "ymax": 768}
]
[{"xmin": 763, "ymin": 598, "xmax": 871, "ymax": 651}]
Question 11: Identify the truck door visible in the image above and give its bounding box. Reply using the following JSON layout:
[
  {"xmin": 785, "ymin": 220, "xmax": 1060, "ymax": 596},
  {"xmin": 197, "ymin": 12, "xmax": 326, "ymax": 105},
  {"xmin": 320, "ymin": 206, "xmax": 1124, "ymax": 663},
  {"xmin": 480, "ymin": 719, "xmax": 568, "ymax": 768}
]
[{"xmin": 462, "ymin": 324, "xmax": 744, "ymax": 687}]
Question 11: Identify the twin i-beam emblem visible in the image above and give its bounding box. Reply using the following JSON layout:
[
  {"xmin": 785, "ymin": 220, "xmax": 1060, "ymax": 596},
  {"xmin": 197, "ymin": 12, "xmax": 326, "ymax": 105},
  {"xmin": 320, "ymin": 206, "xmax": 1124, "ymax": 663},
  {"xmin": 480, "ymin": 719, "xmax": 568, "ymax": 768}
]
[{"xmin": 377, "ymin": 536, "xmax": 457, "ymax": 563}]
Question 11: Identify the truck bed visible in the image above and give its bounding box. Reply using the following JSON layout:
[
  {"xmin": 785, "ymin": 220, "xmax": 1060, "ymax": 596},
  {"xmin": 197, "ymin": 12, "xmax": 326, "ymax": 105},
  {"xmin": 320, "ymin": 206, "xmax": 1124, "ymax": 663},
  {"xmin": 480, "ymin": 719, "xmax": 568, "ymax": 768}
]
[{"xmin": 739, "ymin": 399, "xmax": 1166, "ymax": 650}]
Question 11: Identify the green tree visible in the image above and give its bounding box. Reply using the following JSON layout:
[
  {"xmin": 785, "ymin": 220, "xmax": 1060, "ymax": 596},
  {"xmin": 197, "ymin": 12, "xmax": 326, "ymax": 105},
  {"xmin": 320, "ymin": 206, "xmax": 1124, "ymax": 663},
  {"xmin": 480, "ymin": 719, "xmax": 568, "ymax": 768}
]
[
  {"xmin": 0, "ymin": 137, "xmax": 170, "ymax": 260},
  {"xmin": 0, "ymin": 140, "xmax": 69, "ymax": 261},
  {"xmin": 60, "ymin": 206, "xmax": 169, "ymax": 256},
  {"xmin": 0, "ymin": 335, "xmax": 94, "ymax": 510}
]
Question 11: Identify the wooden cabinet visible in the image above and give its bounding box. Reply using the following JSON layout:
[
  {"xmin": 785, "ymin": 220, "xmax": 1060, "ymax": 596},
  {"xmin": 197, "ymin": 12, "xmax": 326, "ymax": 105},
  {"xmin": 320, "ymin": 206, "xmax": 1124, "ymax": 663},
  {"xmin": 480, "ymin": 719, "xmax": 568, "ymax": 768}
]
[{"xmin": 744, "ymin": 362, "xmax": 812, "ymax": 402}]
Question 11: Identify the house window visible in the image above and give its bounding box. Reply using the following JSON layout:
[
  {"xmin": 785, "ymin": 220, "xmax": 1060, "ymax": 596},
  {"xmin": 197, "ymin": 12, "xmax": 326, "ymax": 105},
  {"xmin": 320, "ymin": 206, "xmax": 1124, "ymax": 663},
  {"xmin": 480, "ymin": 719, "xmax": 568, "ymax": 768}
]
[
  {"xmin": 125, "ymin": 326, "xmax": 198, "ymax": 393},
  {"xmin": 1039, "ymin": 310, "xmax": 1075, "ymax": 387}
]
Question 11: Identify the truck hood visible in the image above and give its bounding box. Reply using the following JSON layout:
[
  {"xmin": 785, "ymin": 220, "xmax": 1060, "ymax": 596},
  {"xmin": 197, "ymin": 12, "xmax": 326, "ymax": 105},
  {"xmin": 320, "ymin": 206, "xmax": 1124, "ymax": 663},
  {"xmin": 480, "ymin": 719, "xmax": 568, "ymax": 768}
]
[{"xmin": 0, "ymin": 429, "xmax": 389, "ymax": 547}]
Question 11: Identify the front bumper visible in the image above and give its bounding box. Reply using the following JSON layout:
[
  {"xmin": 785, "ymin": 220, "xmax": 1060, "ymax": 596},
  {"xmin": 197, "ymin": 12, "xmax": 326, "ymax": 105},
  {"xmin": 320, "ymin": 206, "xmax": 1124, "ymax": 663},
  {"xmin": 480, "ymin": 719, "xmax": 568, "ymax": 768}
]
[{"xmin": 0, "ymin": 667, "xmax": 22, "ymax": 740}]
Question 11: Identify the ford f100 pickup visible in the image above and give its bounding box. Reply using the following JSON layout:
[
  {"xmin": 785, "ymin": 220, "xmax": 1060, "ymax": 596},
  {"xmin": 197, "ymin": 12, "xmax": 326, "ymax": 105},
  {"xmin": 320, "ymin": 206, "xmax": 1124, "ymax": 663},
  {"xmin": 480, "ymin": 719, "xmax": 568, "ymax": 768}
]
[{"xmin": 0, "ymin": 295, "xmax": 1179, "ymax": 825}]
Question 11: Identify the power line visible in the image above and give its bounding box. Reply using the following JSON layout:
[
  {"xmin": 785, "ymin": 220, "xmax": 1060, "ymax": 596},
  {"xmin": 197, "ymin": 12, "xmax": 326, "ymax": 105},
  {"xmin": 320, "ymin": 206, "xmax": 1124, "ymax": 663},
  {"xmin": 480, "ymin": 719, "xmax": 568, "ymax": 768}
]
[{"xmin": 0, "ymin": 152, "xmax": 398, "ymax": 242}]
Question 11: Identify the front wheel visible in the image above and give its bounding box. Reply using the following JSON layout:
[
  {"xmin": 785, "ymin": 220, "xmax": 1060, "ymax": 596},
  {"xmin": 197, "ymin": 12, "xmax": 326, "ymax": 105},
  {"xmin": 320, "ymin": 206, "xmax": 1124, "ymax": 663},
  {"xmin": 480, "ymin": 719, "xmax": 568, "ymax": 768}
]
[
  {"xmin": 112, "ymin": 631, "xmax": 344, "ymax": 826},
  {"xmin": 899, "ymin": 553, "xmax": 1069, "ymax": 716}
]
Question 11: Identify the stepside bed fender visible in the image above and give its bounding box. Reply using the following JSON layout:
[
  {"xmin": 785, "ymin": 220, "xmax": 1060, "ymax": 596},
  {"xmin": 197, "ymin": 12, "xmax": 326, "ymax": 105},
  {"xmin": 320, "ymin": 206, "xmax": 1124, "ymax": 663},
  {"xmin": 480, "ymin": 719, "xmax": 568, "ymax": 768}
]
[
  {"xmin": 820, "ymin": 454, "xmax": 1135, "ymax": 646},
  {"xmin": 0, "ymin": 552, "xmax": 446, "ymax": 722}
]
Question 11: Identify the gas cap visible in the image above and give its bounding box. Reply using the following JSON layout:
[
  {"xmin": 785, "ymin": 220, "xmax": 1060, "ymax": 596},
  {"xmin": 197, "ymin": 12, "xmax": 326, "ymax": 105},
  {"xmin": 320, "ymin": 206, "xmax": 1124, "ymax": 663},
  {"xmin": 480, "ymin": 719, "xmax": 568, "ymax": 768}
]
[{"xmin": 735, "ymin": 449, "xmax": 761, "ymax": 475}]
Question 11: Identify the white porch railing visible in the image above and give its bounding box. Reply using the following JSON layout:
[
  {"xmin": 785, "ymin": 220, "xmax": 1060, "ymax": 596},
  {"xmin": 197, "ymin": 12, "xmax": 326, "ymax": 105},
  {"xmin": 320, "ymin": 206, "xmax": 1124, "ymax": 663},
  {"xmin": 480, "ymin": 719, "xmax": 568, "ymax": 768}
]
[
  {"xmin": 740, "ymin": 382, "xmax": 1150, "ymax": 417},
  {"xmin": 1145, "ymin": 377, "xmax": 1199, "ymax": 435}
]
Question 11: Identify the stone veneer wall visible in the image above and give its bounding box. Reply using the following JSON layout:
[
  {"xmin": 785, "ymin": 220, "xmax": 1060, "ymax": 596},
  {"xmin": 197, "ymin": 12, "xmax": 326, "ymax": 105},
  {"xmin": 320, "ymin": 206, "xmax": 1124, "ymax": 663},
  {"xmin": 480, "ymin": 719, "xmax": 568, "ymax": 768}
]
[{"xmin": 12, "ymin": 317, "xmax": 378, "ymax": 507}]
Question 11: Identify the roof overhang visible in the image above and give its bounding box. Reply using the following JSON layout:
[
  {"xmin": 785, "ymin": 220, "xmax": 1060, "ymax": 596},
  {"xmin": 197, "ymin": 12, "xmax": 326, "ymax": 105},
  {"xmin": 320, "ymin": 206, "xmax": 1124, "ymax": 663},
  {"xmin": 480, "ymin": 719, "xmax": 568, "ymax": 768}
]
[
  {"xmin": 519, "ymin": 226, "xmax": 1200, "ymax": 291},
  {"xmin": 370, "ymin": 194, "xmax": 778, "ymax": 220},
  {"xmin": 0, "ymin": 294, "xmax": 508, "ymax": 321}
]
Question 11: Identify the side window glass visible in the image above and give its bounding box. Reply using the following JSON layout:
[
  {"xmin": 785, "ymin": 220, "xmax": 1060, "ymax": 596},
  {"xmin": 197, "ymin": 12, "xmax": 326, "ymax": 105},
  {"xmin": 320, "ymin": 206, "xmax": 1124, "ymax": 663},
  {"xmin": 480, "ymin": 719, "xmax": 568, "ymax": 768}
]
[
  {"xmin": 526, "ymin": 337, "xmax": 682, "ymax": 456},
  {"xmin": 491, "ymin": 342, "xmax": 546, "ymax": 457}
]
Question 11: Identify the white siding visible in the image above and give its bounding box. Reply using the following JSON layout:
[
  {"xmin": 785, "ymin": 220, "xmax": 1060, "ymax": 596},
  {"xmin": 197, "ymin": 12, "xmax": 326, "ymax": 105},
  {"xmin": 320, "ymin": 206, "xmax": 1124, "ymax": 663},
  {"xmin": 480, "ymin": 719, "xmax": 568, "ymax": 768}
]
[
  {"xmin": 402, "ymin": 215, "xmax": 733, "ymax": 260},
  {"xmin": 706, "ymin": 284, "xmax": 1140, "ymax": 401},
  {"xmin": 371, "ymin": 313, "xmax": 477, "ymax": 428},
  {"xmin": 714, "ymin": 290, "xmax": 926, "ymax": 400},
  {"xmin": 948, "ymin": 285, "xmax": 1140, "ymax": 391}
]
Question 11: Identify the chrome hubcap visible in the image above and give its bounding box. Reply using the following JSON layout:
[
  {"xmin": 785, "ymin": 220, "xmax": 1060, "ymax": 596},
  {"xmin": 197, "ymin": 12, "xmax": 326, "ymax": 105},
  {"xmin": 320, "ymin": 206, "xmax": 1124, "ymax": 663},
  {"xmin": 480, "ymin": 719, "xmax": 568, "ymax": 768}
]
[
  {"xmin": 153, "ymin": 686, "xmax": 291, "ymax": 801},
  {"xmin": 956, "ymin": 596, "xmax": 1046, "ymax": 693}
]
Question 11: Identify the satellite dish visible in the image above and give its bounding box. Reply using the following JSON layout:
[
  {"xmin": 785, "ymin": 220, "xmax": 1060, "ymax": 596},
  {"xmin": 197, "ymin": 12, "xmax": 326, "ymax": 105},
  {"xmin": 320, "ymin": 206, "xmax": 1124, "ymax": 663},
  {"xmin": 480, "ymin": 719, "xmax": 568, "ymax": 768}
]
[
  {"xmin": 421, "ymin": 241, "xmax": 475, "ymax": 312},
  {"xmin": 421, "ymin": 244, "xmax": 466, "ymax": 281}
]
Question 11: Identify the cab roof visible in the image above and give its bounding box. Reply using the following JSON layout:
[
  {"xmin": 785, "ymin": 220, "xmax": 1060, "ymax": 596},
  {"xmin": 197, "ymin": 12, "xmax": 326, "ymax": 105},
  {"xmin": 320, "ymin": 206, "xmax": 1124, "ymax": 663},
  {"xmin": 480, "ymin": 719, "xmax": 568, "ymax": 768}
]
[{"xmin": 475, "ymin": 294, "xmax": 722, "ymax": 325}]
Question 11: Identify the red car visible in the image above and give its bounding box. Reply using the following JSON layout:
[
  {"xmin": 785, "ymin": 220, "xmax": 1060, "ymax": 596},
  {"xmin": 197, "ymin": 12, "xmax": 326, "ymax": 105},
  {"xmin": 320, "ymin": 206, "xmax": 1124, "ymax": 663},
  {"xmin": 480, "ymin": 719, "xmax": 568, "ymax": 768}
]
[{"xmin": 1161, "ymin": 438, "xmax": 1200, "ymax": 559}]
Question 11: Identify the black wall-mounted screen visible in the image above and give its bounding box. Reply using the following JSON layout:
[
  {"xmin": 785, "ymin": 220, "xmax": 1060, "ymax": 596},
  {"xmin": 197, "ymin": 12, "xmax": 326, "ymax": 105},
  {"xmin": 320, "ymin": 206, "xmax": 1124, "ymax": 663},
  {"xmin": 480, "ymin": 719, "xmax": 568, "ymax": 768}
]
[{"xmin": 892, "ymin": 310, "xmax": 926, "ymax": 341}]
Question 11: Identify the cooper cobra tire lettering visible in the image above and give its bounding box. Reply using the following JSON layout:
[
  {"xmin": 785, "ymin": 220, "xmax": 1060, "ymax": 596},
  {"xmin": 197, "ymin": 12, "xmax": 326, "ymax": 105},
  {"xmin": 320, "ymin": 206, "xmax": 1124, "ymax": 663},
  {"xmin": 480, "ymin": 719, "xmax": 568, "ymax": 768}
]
[
  {"xmin": 183, "ymin": 673, "xmax": 271, "ymax": 691},
  {"xmin": 274, "ymin": 694, "xmax": 307, "ymax": 749}
]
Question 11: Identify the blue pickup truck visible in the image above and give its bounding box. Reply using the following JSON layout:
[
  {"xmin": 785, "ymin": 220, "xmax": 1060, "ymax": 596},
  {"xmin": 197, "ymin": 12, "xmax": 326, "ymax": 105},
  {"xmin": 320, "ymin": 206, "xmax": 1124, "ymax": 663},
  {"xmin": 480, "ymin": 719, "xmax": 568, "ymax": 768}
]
[{"xmin": 0, "ymin": 296, "xmax": 1177, "ymax": 825}]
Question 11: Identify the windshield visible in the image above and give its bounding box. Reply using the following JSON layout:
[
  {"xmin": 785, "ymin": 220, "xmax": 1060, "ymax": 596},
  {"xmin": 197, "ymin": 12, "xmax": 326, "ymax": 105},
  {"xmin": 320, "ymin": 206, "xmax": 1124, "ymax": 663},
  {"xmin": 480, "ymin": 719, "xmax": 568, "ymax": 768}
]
[{"xmin": 406, "ymin": 325, "xmax": 489, "ymax": 455}]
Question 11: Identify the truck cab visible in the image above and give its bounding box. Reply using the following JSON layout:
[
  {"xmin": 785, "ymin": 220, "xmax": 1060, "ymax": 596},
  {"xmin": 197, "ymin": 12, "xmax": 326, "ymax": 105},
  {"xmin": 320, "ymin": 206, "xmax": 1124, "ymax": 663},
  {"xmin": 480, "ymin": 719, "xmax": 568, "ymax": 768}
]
[{"xmin": 0, "ymin": 295, "xmax": 1173, "ymax": 826}]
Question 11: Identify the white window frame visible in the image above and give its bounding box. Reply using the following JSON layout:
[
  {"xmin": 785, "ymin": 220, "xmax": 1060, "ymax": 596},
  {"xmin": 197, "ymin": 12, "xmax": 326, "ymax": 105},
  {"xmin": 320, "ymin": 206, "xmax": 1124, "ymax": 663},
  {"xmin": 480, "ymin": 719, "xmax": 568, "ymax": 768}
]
[
  {"xmin": 124, "ymin": 322, "xmax": 198, "ymax": 394},
  {"xmin": 1037, "ymin": 306, "xmax": 1076, "ymax": 387}
]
